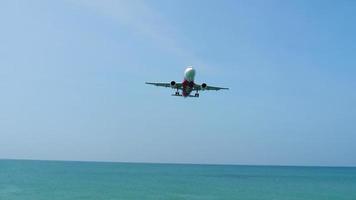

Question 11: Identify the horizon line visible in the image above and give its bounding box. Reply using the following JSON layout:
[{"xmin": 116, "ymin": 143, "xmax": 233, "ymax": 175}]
[{"xmin": 1, "ymin": 158, "xmax": 355, "ymax": 168}]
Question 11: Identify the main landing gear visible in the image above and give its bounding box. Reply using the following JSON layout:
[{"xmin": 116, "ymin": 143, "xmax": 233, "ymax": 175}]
[
  {"xmin": 174, "ymin": 88, "xmax": 180, "ymax": 96},
  {"xmin": 194, "ymin": 88, "xmax": 200, "ymax": 97}
]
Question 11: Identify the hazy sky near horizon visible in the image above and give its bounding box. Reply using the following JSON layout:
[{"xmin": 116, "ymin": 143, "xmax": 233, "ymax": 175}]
[{"xmin": 1, "ymin": 0, "xmax": 356, "ymax": 166}]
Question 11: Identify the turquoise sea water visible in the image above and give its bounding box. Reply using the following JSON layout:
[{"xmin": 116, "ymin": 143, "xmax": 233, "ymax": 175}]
[{"xmin": 0, "ymin": 160, "xmax": 355, "ymax": 200}]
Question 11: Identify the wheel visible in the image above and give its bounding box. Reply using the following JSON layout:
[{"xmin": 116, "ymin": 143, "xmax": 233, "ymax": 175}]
[{"xmin": 195, "ymin": 93, "xmax": 199, "ymax": 97}]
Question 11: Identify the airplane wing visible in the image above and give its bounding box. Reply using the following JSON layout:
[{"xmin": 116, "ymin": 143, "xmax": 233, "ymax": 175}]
[
  {"xmin": 194, "ymin": 83, "xmax": 229, "ymax": 91},
  {"xmin": 145, "ymin": 82, "xmax": 183, "ymax": 89}
]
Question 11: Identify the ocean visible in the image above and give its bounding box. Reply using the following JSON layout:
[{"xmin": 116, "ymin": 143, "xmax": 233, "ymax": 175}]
[{"xmin": 0, "ymin": 159, "xmax": 355, "ymax": 200}]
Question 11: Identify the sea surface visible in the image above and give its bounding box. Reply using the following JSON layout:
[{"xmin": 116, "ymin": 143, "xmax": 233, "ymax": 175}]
[{"xmin": 0, "ymin": 160, "xmax": 355, "ymax": 200}]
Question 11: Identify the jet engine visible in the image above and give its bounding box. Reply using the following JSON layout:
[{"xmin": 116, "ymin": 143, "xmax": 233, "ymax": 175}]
[
  {"xmin": 201, "ymin": 83, "xmax": 207, "ymax": 89},
  {"xmin": 170, "ymin": 81, "xmax": 176, "ymax": 87}
]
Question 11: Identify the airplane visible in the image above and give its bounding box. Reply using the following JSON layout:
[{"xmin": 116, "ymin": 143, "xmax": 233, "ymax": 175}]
[{"xmin": 146, "ymin": 66, "xmax": 229, "ymax": 97}]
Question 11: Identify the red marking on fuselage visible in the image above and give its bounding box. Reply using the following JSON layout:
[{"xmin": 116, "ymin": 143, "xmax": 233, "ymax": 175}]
[{"xmin": 182, "ymin": 79, "xmax": 194, "ymax": 97}]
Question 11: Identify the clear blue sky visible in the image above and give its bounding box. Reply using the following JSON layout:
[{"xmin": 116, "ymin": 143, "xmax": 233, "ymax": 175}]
[{"xmin": 1, "ymin": 0, "xmax": 355, "ymax": 166}]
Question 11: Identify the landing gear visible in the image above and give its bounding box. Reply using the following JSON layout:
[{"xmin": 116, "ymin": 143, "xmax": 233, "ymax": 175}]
[
  {"xmin": 194, "ymin": 88, "xmax": 200, "ymax": 97},
  {"xmin": 175, "ymin": 91, "xmax": 180, "ymax": 96}
]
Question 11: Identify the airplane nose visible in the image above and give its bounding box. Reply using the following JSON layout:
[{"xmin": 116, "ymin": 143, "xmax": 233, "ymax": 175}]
[{"xmin": 184, "ymin": 67, "xmax": 196, "ymax": 82}]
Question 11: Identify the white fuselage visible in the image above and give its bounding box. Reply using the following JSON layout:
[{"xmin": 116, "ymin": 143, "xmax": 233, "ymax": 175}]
[
  {"xmin": 184, "ymin": 67, "xmax": 196, "ymax": 82},
  {"xmin": 182, "ymin": 67, "xmax": 196, "ymax": 97}
]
